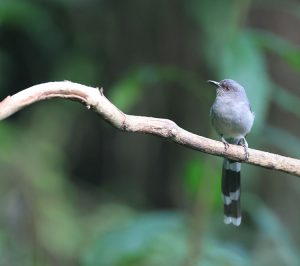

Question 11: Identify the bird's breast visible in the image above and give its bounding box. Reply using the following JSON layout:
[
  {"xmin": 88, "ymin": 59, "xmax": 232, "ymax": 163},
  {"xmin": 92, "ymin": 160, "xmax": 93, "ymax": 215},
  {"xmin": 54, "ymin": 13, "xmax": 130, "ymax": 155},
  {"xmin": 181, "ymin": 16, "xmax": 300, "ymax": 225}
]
[{"xmin": 210, "ymin": 98, "xmax": 254, "ymax": 139}]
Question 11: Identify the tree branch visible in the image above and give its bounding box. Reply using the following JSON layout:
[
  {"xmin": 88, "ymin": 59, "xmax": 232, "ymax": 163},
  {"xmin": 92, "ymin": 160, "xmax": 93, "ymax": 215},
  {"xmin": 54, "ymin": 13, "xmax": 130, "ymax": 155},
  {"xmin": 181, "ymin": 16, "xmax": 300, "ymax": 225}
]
[{"xmin": 1, "ymin": 81, "xmax": 299, "ymax": 177}]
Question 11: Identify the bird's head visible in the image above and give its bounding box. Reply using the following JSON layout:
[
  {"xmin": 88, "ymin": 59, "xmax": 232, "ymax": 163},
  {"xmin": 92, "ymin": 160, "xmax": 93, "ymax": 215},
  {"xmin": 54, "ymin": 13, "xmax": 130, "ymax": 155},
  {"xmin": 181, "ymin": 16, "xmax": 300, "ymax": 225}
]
[{"xmin": 208, "ymin": 79, "xmax": 246, "ymax": 96}]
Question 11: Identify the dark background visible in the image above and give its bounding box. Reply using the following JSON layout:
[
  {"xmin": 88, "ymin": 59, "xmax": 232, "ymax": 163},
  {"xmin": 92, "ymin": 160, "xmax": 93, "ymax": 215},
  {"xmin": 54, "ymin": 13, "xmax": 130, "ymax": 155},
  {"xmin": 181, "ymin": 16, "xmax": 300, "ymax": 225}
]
[{"xmin": 1, "ymin": 0, "xmax": 300, "ymax": 265}]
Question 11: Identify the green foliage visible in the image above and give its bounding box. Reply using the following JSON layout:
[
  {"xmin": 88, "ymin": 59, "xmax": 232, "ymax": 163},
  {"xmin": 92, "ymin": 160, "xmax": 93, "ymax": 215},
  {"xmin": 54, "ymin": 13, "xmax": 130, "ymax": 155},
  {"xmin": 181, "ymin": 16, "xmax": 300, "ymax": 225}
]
[
  {"xmin": 254, "ymin": 30, "xmax": 300, "ymax": 71},
  {"xmin": 189, "ymin": 0, "xmax": 272, "ymax": 135},
  {"xmin": 0, "ymin": 0, "xmax": 62, "ymax": 50},
  {"xmin": 247, "ymin": 195, "xmax": 300, "ymax": 266},
  {"xmin": 272, "ymin": 85, "xmax": 300, "ymax": 119},
  {"xmin": 110, "ymin": 65, "xmax": 204, "ymax": 111},
  {"xmin": 218, "ymin": 31, "xmax": 272, "ymax": 135},
  {"xmin": 53, "ymin": 52, "xmax": 100, "ymax": 84},
  {"xmin": 82, "ymin": 202, "xmax": 299, "ymax": 266},
  {"xmin": 183, "ymin": 158, "xmax": 205, "ymax": 197},
  {"xmin": 1, "ymin": 0, "xmax": 300, "ymax": 265},
  {"xmin": 82, "ymin": 212, "xmax": 187, "ymax": 266}
]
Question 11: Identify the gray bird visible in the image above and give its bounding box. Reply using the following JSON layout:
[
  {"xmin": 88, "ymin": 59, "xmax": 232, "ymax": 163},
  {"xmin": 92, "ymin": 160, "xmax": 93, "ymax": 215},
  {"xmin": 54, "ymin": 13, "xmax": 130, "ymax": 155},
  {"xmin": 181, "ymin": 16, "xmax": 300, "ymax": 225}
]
[{"xmin": 208, "ymin": 79, "xmax": 254, "ymax": 226}]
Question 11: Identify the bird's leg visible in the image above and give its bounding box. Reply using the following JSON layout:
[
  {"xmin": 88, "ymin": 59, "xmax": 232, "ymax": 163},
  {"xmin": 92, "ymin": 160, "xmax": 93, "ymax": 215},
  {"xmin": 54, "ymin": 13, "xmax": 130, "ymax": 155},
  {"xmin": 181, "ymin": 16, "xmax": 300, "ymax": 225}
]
[
  {"xmin": 221, "ymin": 136, "xmax": 230, "ymax": 150},
  {"xmin": 238, "ymin": 137, "xmax": 249, "ymax": 160}
]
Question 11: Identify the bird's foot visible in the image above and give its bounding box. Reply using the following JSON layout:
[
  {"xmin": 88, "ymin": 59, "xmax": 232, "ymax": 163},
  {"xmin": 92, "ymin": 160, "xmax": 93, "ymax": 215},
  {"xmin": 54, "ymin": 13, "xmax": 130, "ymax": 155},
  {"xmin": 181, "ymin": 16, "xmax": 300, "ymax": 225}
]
[
  {"xmin": 221, "ymin": 136, "xmax": 230, "ymax": 150},
  {"xmin": 238, "ymin": 137, "xmax": 249, "ymax": 160}
]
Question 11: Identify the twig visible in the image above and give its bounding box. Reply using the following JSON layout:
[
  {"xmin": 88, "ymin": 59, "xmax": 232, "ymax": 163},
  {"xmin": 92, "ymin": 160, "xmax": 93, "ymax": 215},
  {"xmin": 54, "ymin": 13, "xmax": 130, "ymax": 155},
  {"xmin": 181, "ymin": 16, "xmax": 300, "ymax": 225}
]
[{"xmin": 1, "ymin": 81, "xmax": 299, "ymax": 177}]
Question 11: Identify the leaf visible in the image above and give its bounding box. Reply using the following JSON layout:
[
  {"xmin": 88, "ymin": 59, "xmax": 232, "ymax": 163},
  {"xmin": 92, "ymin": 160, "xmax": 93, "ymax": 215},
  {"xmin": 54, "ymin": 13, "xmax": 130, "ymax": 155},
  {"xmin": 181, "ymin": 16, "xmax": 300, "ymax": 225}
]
[
  {"xmin": 218, "ymin": 31, "xmax": 272, "ymax": 135},
  {"xmin": 82, "ymin": 212, "xmax": 187, "ymax": 266},
  {"xmin": 254, "ymin": 30, "xmax": 300, "ymax": 71},
  {"xmin": 109, "ymin": 65, "xmax": 204, "ymax": 111},
  {"xmin": 183, "ymin": 158, "xmax": 205, "ymax": 197},
  {"xmin": 264, "ymin": 125, "xmax": 300, "ymax": 157},
  {"xmin": 109, "ymin": 69, "xmax": 146, "ymax": 111},
  {"xmin": 52, "ymin": 52, "xmax": 99, "ymax": 84},
  {"xmin": 188, "ymin": 0, "xmax": 272, "ymax": 136},
  {"xmin": 247, "ymin": 195, "xmax": 300, "ymax": 266},
  {"xmin": 272, "ymin": 84, "xmax": 300, "ymax": 119},
  {"xmin": 186, "ymin": 0, "xmax": 251, "ymax": 71},
  {"xmin": 0, "ymin": 0, "xmax": 63, "ymax": 52}
]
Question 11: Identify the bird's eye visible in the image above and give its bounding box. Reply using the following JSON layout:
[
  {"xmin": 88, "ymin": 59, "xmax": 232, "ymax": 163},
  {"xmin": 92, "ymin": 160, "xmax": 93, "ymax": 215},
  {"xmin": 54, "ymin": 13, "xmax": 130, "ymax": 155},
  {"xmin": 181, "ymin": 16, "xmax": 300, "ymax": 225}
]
[{"xmin": 223, "ymin": 85, "xmax": 229, "ymax": 91}]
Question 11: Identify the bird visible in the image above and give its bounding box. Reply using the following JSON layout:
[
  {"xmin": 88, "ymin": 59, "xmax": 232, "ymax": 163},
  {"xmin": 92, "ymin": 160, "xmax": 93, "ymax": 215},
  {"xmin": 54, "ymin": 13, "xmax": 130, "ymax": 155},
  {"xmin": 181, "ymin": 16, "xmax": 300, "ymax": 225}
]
[{"xmin": 208, "ymin": 79, "xmax": 255, "ymax": 226}]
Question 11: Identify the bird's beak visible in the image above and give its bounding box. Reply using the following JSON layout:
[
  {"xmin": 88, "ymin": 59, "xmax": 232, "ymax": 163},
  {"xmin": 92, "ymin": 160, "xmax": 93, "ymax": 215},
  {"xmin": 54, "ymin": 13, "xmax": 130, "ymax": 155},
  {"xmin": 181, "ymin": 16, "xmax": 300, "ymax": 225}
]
[{"xmin": 207, "ymin": 80, "xmax": 220, "ymax": 87}]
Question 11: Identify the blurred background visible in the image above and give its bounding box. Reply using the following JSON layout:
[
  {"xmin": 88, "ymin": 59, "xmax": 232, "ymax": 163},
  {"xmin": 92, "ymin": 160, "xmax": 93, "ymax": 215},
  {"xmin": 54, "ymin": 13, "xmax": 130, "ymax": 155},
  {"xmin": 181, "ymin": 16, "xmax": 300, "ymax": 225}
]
[{"xmin": 1, "ymin": 0, "xmax": 300, "ymax": 265}]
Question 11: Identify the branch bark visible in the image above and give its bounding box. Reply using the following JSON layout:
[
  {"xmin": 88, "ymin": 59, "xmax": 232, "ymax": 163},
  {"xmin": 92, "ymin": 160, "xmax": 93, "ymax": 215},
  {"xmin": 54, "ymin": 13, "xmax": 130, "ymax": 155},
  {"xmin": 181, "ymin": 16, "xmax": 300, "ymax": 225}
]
[{"xmin": 1, "ymin": 81, "xmax": 299, "ymax": 177}]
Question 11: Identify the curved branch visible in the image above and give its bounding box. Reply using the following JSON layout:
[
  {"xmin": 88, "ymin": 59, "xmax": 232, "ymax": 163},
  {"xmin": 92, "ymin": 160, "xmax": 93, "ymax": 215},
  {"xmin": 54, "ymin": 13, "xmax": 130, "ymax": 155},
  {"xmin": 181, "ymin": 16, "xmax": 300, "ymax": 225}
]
[{"xmin": 1, "ymin": 81, "xmax": 300, "ymax": 177}]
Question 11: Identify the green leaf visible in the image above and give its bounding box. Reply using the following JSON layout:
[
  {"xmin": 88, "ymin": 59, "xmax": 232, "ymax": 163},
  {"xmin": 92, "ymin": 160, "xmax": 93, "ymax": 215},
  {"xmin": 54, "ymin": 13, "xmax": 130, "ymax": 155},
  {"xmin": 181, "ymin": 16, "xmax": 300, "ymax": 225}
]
[
  {"xmin": 188, "ymin": 0, "xmax": 272, "ymax": 136},
  {"xmin": 109, "ymin": 65, "xmax": 204, "ymax": 111},
  {"xmin": 183, "ymin": 158, "xmax": 205, "ymax": 197},
  {"xmin": 254, "ymin": 30, "xmax": 300, "ymax": 71},
  {"xmin": 52, "ymin": 52, "xmax": 100, "ymax": 84},
  {"xmin": 109, "ymin": 69, "xmax": 146, "ymax": 111},
  {"xmin": 82, "ymin": 212, "xmax": 187, "ymax": 266},
  {"xmin": 0, "ymin": 0, "xmax": 62, "ymax": 52},
  {"xmin": 272, "ymin": 84, "xmax": 300, "ymax": 119},
  {"xmin": 246, "ymin": 195, "xmax": 300, "ymax": 265},
  {"xmin": 264, "ymin": 125, "xmax": 300, "ymax": 157},
  {"xmin": 218, "ymin": 31, "xmax": 272, "ymax": 135},
  {"xmin": 186, "ymin": 0, "xmax": 251, "ymax": 71}
]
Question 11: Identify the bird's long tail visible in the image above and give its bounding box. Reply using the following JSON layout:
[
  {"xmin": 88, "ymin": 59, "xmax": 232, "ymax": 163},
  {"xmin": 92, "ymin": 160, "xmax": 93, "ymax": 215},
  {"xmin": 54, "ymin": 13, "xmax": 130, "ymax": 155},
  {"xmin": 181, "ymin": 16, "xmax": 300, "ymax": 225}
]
[{"xmin": 222, "ymin": 158, "xmax": 241, "ymax": 226}]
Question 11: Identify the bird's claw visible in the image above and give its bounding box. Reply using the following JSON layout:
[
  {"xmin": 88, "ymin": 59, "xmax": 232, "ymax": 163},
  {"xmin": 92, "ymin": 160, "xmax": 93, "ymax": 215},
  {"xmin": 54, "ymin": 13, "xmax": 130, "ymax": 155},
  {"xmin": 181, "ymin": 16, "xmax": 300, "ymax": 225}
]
[
  {"xmin": 238, "ymin": 138, "xmax": 249, "ymax": 161},
  {"xmin": 221, "ymin": 137, "xmax": 230, "ymax": 150},
  {"xmin": 242, "ymin": 144, "xmax": 249, "ymax": 160}
]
